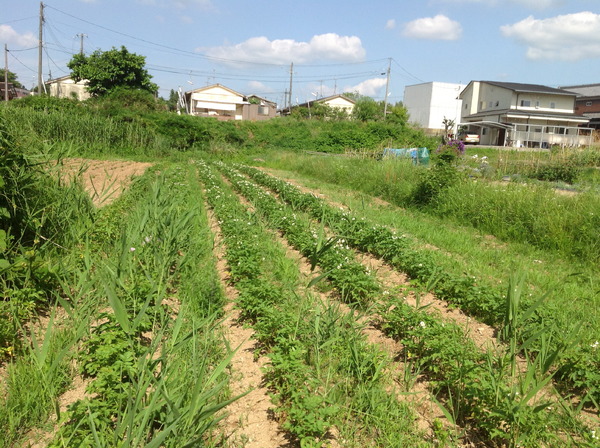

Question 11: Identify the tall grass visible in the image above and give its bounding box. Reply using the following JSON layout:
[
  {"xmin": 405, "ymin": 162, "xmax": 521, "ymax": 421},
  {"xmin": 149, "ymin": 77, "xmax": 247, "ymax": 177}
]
[
  {"xmin": 437, "ymin": 180, "xmax": 600, "ymax": 262},
  {"xmin": 257, "ymin": 151, "xmax": 600, "ymax": 264},
  {"xmin": 2, "ymin": 106, "xmax": 167, "ymax": 158}
]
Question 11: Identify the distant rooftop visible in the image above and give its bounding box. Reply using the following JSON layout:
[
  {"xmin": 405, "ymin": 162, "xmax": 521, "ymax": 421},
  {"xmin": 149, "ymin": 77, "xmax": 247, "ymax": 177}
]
[
  {"xmin": 482, "ymin": 81, "xmax": 575, "ymax": 96},
  {"xmin": 559, "ymin": 83, "xmax": 600, "ymax": 98}
]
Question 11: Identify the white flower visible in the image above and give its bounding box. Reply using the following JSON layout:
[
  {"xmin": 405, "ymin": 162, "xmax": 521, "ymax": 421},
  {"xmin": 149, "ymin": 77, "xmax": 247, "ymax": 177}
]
[
  {"xmin": 591, "ymin": 341, "xmax": 599, "ymax": 349},
  {"xmin": 130, "ymin": 247, "xmax": 136, "ymax": 252},
  {"xmin": 419, "ymin": 321, "xmax": 426, "ymax": 328}
]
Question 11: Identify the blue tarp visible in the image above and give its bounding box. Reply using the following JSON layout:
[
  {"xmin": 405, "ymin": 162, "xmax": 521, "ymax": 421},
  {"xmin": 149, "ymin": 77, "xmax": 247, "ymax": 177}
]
[{"xmin": 382, "ymin": 147, "xmax": 430, "ymax": 165}]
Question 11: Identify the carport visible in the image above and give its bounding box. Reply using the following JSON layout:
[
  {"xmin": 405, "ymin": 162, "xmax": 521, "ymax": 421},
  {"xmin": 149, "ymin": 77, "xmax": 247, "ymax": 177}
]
[{"xmin": 457, "ymin": 121, "xmax": 514, "ymax": 146}]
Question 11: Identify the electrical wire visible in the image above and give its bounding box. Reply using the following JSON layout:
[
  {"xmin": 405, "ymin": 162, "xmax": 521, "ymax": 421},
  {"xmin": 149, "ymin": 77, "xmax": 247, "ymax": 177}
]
[
  {"xmin": 8, "ymin": 51, "xmax": 36, "ymax": 74},
  {"xmin": 44, "ymin": 4, "xmax": 390, "ymax": 70},
  {"xmin": 392, "ymin": 58, "xmax": 424, "ymax": 84}
]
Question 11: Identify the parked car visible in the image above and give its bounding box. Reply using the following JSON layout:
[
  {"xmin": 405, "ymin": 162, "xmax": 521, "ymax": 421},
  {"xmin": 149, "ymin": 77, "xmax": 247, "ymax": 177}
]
[{"xmin": 458, "ymin": 130, "xmax": 480, "ymax": 145}]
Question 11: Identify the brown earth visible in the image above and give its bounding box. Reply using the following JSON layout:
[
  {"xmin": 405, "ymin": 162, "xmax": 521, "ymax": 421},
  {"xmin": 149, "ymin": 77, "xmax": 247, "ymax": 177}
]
[{"xmin": 58, "ymin": 158, "xmax": 153, "ymax": 206}]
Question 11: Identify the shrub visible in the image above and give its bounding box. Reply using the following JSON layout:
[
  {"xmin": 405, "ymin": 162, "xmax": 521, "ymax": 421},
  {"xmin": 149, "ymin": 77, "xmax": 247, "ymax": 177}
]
[
  {"xmin": 410, "ymin": 140, "xmax": 465, "ymax": 206},
  {"xmin": 528, "ymin": 160, "xmax": 580, "ymax": 184}
]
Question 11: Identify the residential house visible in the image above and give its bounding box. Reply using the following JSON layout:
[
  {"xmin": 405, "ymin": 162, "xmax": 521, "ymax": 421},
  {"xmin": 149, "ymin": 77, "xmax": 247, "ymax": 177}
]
[
  {"xmin": 459, "ymin": 81, "xmax": 591, "ymax": 147},
  {"xmin": 46, "ymin": 75, "xmax": 90, "ymax": 100},
  {"xmin": 0, "ymin": 82, "xmax": 29, "ymax": 100},
  {"xmin": 246, "ymin": 94, "xmax": 277, "ymax": 121},
  {"xmin": 185, "ymin": 84, "xmax": 243, "ymax": 120},
  {"xmin": 403, "ymin": 82, "xmax": 465, "ymax": 134},
  {"xmin": 559, "ymin": 83, "xmax": 600, "ymax": 130},
  {"xmin": 282, "ymin": 94, "xmax": 356, "ymax": 117}
]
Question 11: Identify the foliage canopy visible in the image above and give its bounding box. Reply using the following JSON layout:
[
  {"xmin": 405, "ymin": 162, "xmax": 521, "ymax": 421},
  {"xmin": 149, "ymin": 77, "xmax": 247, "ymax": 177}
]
[
  {"xmin": 0, "ymin": 69, "xmax": 24, "ymax": 89},
  {"xmin": 68, "ymin": 46, "xmax": 158, "ymax": 97}
]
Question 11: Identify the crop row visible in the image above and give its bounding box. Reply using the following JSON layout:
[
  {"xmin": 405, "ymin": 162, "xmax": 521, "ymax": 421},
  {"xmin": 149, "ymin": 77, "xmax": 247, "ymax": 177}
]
[
  {"xmin": 233, "ymin": 163, "xmax": 600, "ymax": 411},
  {"xmin": 196, "ymin": 160, "xmax": 429, "ymax": 447},
  {"xmin": 218, "ymin": 161, "xmax": 597, "ymax": 446},
  {"xmin": 43, "ymin": 165, "xmax": 230, "ymax": 447}
]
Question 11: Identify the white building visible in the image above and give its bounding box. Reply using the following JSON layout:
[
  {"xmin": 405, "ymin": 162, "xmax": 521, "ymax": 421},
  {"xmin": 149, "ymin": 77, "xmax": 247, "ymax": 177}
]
[
  {"xmin": 284, "ymin": 94, "xmax": 356, "ymax": 116},
  {"xmin": 46, "ymin": 76, "xmax": 90, "ymax": 101},
  {"xmin": 403, "ymin": 82, "xmax": 465, "ymax": 133},
  {"xmin": 459, "ymin": 81, "xmax": 591, "ymax": 147}
]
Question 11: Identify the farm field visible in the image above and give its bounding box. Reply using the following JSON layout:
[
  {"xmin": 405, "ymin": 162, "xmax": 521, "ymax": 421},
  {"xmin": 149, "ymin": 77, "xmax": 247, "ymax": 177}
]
[
  {"xmin": 2, "ymin": 154, "xmax": 598, "ymax": 447},
  {"xmin": 1, "ymin": 100, "xmax": 600, "ymax": 447}
]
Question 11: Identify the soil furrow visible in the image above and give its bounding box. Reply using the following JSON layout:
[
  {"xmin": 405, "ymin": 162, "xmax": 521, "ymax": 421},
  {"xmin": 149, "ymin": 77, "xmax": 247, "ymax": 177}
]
[{"xmin": 206, "ymin": 206, "xmax": 289, "ymax": 448}]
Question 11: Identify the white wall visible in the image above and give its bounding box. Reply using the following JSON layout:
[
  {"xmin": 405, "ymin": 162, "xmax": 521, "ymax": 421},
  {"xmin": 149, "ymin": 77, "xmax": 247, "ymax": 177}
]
[{"xmin": 404, "ymin": 82, "xmax": 464, "ymax": 131}]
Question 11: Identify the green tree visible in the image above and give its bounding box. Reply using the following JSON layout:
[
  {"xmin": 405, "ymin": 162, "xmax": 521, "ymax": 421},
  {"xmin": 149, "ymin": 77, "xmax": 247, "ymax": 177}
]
[
  {"xmin": 352, "ymin": 96, "xmax": 382, "ymax": 122},
  {"xmin": 67, "ymin": 46, "xmax": 158, "ymax": 97},
  {"xmin": 386, "ymin": 102, "xmax": 409, "ymax": 125},
  {"xmin": 0, "ymin": 69, "xmax": 23, "ymax": 89}
]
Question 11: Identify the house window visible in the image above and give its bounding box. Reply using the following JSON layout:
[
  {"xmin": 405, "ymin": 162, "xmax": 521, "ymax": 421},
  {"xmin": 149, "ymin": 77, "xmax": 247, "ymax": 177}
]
[
  {"xmin": 480, "ymin": 101, "xmax": 485, "ymax": 109},
  {"xmin": 521, "ymin": 100, "xmax": 531, "ymax": 107},
  {"xmin": 488, "ymin": 101, "xmax": 494, "ymax": 108},
  {"xmin": 258, "ymin": 106, "xmax": 269, "ymax": 115},
  {"xmin": 535, "ymin": 101, "xmax": 540, "ymax": 108},
  {"xmin": 550, "ymin": 102, "xmax": 556, "ymax": 109}
]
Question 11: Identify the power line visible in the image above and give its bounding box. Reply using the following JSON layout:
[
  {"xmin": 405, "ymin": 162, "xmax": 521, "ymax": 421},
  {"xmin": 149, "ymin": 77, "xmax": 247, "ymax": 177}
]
[
  {"xmin": 391, "ymin": 58, "xmax": 424, "ymax": 84},
  {"xmin": 0, "ymin": 16, "xmax": 37, "ymax": 25},
  {"xmin": 44, "ymin": 4, "xmax": 391, "ymax": 70},
  {"xmin": 6, "ymin": 46, "xmax": 38, "ymax": 52},
  {"xmin": 8, "ymin": 51, "xmax": 36, "ymax": 73}
]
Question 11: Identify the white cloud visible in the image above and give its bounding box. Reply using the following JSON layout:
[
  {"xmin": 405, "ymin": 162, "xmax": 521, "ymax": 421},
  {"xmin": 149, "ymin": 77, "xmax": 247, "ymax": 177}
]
[
  {"xmin": 171, "ymin": 0, "xmax": 213, "ymax": 9},
  {"xmin": 344, "ymin": 77, "xmax": 387, "ymax": 97},
  {"xmin": 386, "ymin": 19, "xmax": 396, "ymax": 30},
  {"xmin": 511, "ymin": 0, "xmax": 564, "ymax": 8},
  {"xmin": 402, "ymin": 15, "xmax": 462, "ymax": 40},
  {"xmin": 436, "ymin": 0, "xmax": 563, "ymax": 7},
  {"xmin": 501, "ymin": 11, "xmax": 600, "ymax": 61},
  {"xmin": 247, "ymin": 80, "xmax": 274, "ymax": 94},
  {"xmin": 202, "ymin": 33, "xmax": 366, "ymax": 65},
  {"xmin": 0, "ymin": 25, "xmax": 37, "ymax": 48}
]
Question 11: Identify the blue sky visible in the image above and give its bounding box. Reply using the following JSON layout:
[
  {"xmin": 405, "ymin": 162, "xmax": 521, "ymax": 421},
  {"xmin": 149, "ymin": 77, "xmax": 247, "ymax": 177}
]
[{"xmin": 3, "ymin": 0, "xmax": 600, "ymax": 107}]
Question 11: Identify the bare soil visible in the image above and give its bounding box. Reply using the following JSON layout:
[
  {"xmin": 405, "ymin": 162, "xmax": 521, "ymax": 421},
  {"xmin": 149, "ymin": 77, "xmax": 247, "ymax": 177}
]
[
  {"xmin": 207, "ymin": 203, "xmax": 291, "ymax": 448},
  {"xmin": 59, "ymin": 158, "xmax": 153, "ymax": 206}
]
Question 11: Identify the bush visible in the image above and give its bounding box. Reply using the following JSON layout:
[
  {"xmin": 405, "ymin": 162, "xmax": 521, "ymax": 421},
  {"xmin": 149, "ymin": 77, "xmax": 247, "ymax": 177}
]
[
  {"xmin": 529, "ymin": 160, "xmax": 580, "ymax": 184},
  {"xmin": 410, "ymin": 140, "xmax": 465, "ymax": 206}
]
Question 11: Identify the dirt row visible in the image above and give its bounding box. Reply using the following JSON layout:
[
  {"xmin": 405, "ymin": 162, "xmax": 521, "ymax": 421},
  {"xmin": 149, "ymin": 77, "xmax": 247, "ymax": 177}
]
[{"xmin": 213, "ymin": 170, "xmax": 485, "ymax": 446}]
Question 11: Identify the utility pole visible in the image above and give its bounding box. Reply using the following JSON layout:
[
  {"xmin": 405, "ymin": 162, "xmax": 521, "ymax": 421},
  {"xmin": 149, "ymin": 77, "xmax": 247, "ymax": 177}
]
[
  {"xmin": 383, "ymin": 58, "xmax": 391, "ymax": 119},
  {"xmin": 76, "ymin": 33, "xmax": 87, "ymax": 55},
  {"xmin": 288, "ymin": 62, "xmax": 293, "ymax": 111},
  {"xmin": 4, "ymin": 44, "xmax": 8, "ymax": 102},
  {"xmin": 38, "ymin": 2, "xmax": 44, "ymax": 95}
]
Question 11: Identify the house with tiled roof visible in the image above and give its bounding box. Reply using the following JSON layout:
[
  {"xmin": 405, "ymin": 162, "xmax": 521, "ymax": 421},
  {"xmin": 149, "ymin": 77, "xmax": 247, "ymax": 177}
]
[
  {"xmin": 559, "ymin": 83, "xmax": 600, "ymax": 130},
  {"xmin": 281, "ymin": 94, "xmax": 356, "ymax": 117},
  {"xmin": 184, "ymin": 84, "xmax": 277, "ymax": 121},
  {"xmin": 458, "ymin": 81, "xmax": 592, "ymax": 147}
]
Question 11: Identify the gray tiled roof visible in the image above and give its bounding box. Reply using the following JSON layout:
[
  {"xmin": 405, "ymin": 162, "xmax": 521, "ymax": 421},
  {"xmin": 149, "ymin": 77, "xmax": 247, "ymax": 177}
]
[
  {"xmin": 464, "ymin": 108, "xmax": 588, "ymax": 121},
  {"xmin": 483, "ymin": 81, "xmax": 574, "ymax": 96},
  {"xmin": 559, "ymin": 84, "xmax": 600, "ymax": 98}
]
